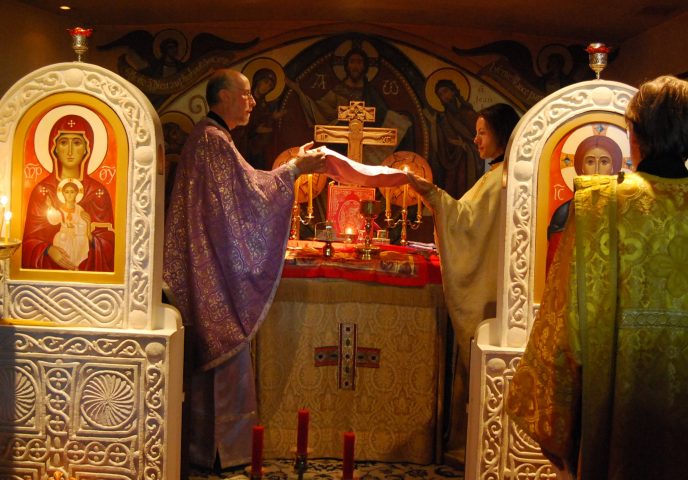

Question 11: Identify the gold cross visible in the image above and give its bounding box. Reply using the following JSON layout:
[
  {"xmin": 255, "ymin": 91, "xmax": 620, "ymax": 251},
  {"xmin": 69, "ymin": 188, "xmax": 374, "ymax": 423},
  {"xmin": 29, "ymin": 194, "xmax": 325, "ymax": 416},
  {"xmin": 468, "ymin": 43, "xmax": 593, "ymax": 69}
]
[{"xmin": 314, "ymin": 101, "xmax": 397, "ymax": 163}]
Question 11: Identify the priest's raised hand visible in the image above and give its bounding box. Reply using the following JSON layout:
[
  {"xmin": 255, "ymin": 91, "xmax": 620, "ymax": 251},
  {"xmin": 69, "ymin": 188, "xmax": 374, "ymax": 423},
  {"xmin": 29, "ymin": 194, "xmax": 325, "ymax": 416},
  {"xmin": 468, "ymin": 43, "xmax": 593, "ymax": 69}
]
[{"xmin": 290, "ymin": 141, "xmax": 327, "ymax": 175}]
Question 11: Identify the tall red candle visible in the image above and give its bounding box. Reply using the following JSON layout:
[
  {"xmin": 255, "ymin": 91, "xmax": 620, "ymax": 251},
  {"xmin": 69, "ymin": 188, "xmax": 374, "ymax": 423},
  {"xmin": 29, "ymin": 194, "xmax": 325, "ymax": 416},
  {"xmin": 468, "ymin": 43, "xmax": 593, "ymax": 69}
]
[
  {"xmin": 296, "ymin": 408, "xmax": 310, "ymax": 455},
  {"xmin": 251, "ymin": 425, "xmax": 264, "ymax": 476},
  {"xmin": 342, "ymin": 431, "xmax": 355, "ymax": 479}
]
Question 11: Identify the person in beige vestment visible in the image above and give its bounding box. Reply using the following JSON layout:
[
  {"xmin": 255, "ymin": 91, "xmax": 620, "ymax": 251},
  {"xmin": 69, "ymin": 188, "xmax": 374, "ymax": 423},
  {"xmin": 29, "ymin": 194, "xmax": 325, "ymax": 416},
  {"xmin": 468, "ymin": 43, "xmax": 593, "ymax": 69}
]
[
  {"xmin": 507, "ymin": 75, "xmax": 688, "ymax": 479},
  {"xmin": 407, "ymin": 103, "xmax": 520, "ymax": 462}
]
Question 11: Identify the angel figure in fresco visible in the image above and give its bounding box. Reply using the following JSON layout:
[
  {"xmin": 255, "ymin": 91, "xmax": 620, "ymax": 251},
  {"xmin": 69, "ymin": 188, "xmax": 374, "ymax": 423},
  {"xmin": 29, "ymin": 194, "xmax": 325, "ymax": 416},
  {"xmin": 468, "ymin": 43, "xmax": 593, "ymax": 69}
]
[
  {"xmin": 452, "ymin": 41, "xmax": 615, "ymax": 107},
  {"xmin": 233, "ymin": 62, "xmax": 288, "ymax": 170},
  {"xmin": 22, "ymin": 113, "xmax": 115, "ymax": 271},
  {"xmin": 424, "ymin": 70, "xmax": 481, "ymax": 199},
  {"xmin": 97, "ymin": 29, "xmax": 259, "ymax": 106}
]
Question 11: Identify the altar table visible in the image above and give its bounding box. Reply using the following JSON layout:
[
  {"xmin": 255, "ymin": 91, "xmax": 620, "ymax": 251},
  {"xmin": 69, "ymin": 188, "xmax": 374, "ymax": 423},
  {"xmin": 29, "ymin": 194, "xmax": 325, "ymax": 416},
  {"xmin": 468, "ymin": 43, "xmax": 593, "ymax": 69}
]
[{"xmin": 256, "ymin": 241, "xmax": 446, "ymax": 464}]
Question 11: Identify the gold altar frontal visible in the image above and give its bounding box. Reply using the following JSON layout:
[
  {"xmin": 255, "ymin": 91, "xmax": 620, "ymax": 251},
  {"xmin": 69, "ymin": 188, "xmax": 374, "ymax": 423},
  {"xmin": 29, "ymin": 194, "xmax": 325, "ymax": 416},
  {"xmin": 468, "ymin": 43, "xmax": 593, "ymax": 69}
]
[{"xmin": 255, "ymin": 277, "xmax": 446, "ymax": 464}]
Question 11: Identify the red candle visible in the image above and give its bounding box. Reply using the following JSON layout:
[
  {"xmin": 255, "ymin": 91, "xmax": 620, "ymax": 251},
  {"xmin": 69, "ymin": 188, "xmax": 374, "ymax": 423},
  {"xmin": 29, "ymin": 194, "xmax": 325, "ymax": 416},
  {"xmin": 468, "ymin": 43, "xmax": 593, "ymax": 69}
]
[
  {"xmin": 251, "ymin": 425, "xmax": 264, "ymax": 476},
  {"xmin": 342, "ymin": 431, "xmax": 355, "ymax": 479},
  {"xmin": 296, "ymin": 408, "xmax": 310, "ymax": 455}
]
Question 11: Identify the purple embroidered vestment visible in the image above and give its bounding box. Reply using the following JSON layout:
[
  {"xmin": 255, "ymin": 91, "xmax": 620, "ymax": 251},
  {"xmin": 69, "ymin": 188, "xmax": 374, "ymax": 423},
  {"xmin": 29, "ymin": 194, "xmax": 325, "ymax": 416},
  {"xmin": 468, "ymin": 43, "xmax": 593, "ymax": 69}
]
[{"xmin": 163, "ymin": 117, "xmax": 295, "ymax": 370}]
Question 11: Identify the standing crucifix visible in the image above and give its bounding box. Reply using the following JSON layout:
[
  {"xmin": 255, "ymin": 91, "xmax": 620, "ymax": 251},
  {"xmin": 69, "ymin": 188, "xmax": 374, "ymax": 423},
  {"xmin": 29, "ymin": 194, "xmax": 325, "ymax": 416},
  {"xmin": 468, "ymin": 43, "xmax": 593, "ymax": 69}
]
[{"xmin": 314, "ymin": 101, "xmax": 397, "ymax": 163}]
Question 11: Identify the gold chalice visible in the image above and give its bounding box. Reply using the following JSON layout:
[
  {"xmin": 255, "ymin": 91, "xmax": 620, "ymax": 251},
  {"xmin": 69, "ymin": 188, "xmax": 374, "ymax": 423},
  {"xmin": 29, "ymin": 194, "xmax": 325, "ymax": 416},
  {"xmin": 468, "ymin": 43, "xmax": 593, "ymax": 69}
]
[{"xmin": 356, "ymin": 200, "xmax": 382, "ymax": 260}]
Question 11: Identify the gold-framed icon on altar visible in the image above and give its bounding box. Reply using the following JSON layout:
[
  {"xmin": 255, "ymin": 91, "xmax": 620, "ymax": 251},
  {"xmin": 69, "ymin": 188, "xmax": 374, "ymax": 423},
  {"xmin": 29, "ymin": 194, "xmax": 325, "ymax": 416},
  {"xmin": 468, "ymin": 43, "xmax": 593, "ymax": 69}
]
[{"xmin": 326, "ymin": 184, "xmax": 376, "ymax": 237}]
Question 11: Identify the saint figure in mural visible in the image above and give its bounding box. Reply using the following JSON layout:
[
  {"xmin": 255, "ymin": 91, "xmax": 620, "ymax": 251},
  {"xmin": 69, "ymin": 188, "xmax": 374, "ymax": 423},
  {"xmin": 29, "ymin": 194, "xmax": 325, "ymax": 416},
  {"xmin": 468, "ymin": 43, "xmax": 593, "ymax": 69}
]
[
  {"xmin": 234, "ymin": 62, "xmax": 288, "ymax": 170},
  {"xmin": 425, "ymin": 73, "xmax": 481, "ymax": 199},
  {"xmin": 22, "ymin": 114, "xmax": 115, "ymax": 271},
  {"xmin": 285, "ymin": 40, "xmax": 412, "ymax": 164}
]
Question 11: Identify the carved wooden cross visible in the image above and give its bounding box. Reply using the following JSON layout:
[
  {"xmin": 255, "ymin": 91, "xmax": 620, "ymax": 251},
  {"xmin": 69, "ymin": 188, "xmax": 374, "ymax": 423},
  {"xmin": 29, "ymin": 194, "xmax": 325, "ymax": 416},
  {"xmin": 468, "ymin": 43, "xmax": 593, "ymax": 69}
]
[
  {"xmin": 314, "ymin": 101, "xmax": 397, "ymax": 163},
  {"xmin": 314, "ymin": 323, "xmax": 380, "ymax": 390}
]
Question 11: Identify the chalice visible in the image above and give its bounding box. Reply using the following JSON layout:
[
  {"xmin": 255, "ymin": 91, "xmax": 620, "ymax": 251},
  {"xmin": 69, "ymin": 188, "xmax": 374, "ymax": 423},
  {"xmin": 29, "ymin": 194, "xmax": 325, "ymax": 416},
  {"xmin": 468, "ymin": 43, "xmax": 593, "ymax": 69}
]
[{"xmin": 356, "ymin": 200, "xmax": 382, "ymax": 260}]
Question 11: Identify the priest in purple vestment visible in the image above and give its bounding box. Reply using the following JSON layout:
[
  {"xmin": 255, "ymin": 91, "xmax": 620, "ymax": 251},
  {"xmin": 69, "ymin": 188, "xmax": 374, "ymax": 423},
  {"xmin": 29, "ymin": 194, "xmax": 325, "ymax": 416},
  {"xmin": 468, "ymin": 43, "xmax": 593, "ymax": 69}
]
[{"xmin": 163, "ymin": 68, "xmax": 326, "ymax": 469}]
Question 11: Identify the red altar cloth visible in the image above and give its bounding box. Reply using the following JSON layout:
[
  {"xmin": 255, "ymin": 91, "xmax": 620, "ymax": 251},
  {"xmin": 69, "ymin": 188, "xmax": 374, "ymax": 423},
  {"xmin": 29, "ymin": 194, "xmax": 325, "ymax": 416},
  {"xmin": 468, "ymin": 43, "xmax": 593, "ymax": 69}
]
[{"xmin": 282, "ymin": 240, "xmax": 442, "ymax": 287}]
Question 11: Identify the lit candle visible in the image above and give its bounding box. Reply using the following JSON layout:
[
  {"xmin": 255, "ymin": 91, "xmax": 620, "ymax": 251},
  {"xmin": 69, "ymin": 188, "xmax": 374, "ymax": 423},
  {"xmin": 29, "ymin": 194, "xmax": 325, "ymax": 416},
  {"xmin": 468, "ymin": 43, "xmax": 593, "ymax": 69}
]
[
  {"xmin": 251, "ymin": 425, "xmax": 264, "ymax": 476},
  {"xmin": 0, "ymin": 195, "xmax": 6, "ymax": 236},
  {"xmin": 417, "ymin": 193, "xmax": 422, "ymax": 221},
  {"xmin": 307, "ymin": 174, "xmax": 313, "ymax": 210},
  {"xmin": 402, "ymin": 167, "xmax": 408, "ymax": 210},
  {"xmin": 296, "ymin": 408, "xmax": 310, "ymax": 455},
  {"xmin": 384, "ymin": 187, "xmax": 390, "ymax": 217},
  {"xmin": 3, "ymin": 211, "xmax": 11, "ymax": 241},
  {"xmin": 342, "ymin": 431, "xmax": 355, "ymax": 479}
]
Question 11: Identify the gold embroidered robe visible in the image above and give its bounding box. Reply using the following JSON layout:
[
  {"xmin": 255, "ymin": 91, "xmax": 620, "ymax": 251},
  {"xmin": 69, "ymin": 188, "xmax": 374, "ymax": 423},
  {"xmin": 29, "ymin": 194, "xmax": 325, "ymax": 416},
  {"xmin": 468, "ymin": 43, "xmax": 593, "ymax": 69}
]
[{"xmin": 507, "ymin": 173, "xmax": 688, "ymax": 479}]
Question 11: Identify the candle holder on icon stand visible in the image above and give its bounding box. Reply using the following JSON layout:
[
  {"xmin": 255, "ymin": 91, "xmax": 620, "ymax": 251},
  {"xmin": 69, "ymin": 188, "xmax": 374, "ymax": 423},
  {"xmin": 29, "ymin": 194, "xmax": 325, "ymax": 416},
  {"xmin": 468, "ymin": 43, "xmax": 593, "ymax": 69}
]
[
  {"xmin": 0, "ymin": 238, "xmax": 20, "ymax": 261},
  {"xmin": 0, "ymin": 239, "xmax": 21, "ymax": 318},
  {"xmin": 68, "ymin": 27, "xmax": 93, "ymax": 62},
  {"xmin": 384, "ymin": 193, "xmax": 423, "ymax": 247},
  {"xmin": 586, "ymin": 42, "xmax": 609, "ymax": 80},
  {"xmin": 356, "ymin": 200, "xmax": 382, "ymax": 260}
]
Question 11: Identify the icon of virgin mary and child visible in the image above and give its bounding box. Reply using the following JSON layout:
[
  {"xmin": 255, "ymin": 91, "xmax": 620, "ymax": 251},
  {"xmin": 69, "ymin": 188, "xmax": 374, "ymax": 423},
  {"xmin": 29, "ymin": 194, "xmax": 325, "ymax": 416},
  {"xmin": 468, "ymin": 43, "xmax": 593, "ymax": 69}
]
[{"xmin": 22, "ymin": 112, "xmax": 115, "ymax": 272}]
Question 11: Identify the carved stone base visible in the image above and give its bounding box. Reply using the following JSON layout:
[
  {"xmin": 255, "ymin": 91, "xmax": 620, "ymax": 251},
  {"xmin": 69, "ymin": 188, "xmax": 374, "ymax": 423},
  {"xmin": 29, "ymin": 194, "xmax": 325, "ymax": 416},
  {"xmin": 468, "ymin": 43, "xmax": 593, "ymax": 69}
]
[{"xmin": 0, "ymin": 323, "xmax": 183, "ymax": 480}]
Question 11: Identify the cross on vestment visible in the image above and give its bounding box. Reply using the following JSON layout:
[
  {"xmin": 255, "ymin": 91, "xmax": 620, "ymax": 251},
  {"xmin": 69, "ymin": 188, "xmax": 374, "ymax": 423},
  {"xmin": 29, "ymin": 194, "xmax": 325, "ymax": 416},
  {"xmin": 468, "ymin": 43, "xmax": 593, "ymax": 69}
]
[
  {"xmin": 314, "ymin": 101, "xmax": 397, "ymax": 163},
  {"xmin": 313, "ymin": 323, "xmax": 380, "ymax": 390}
]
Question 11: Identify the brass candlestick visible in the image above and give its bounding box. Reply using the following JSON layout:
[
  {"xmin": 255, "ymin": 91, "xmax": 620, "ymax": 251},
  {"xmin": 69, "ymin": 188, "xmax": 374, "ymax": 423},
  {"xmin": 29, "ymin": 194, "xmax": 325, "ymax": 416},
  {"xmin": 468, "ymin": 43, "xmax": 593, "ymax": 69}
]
[
  {"xmin": 356, "ymin": 200, "xmax": 382, "ymax": 260},
  {"xmin": 289, "ymin": 201, "xmax": 315, "ymax": 240},
  {"xmin": 289, "ymin": 176, "xmax": 316, "ymax": 240},
  {"xmin": 384, "ymin": 191, "xmax": 423, "ymax": 247}
]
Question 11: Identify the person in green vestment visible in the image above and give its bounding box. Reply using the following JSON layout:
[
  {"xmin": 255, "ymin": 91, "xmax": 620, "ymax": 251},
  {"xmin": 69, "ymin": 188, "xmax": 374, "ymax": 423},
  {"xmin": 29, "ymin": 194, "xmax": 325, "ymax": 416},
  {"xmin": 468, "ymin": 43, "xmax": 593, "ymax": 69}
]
[{"xmin": 507, "ymin": 75, "xmax": 688, "ymax": 480}]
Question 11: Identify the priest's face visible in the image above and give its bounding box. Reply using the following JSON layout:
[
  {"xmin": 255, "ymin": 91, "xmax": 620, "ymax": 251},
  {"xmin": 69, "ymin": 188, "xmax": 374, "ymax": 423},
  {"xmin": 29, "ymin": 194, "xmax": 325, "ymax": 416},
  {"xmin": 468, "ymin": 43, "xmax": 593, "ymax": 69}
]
[
  {"xmin": 225, "ymin": 74, "xmax": 256, "ymax": 128},
  {"xmin": 474, "ymin": 117, "xmax": 502, "ymax": 160}
]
